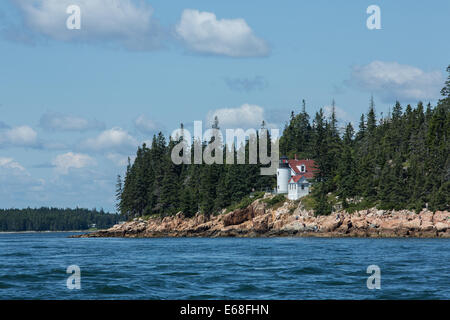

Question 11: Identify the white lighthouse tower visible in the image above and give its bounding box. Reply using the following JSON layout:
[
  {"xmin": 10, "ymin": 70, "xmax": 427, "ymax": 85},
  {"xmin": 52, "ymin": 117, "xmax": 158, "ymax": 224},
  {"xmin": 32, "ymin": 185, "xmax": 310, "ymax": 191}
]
[{"xmin": 277, "ymin": 156, "xmax": 291, "ymax": 194}]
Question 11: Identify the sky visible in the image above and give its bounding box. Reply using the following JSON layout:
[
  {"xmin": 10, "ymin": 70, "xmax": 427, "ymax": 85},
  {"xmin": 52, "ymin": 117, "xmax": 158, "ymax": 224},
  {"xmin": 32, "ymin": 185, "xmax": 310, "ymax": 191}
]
[{"xmin": 0, "ymin": 0, "xmax": 449, "ymax": 211}]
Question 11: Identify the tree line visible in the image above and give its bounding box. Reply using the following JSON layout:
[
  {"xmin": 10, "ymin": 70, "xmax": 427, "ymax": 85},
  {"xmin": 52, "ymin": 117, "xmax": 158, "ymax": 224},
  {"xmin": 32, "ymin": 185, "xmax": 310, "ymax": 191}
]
[
  {"xmin": 281, "ymin": 66, "xmax": 450, "ymax": 214},
  {"xmin": 116, "ymin": 121, "xmax": 276, "ymax": 219},
  {"xmin": 0, "ymin": 207, "xmax": 119, "ymax": 232},
  {"xmin": 117, "ymin": 66, "xmax": 450, "ymax": 218}
]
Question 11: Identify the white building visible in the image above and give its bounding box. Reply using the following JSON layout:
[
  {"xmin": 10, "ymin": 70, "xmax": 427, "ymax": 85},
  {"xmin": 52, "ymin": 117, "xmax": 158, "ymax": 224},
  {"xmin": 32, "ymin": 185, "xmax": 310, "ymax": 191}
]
[
  {"xmin": 276, "ymin": 156, "xmax": 291, "ymax": 194},
  {"xmin": 277, "ymin": 156, "xmax": 317, "ymax": 200}
]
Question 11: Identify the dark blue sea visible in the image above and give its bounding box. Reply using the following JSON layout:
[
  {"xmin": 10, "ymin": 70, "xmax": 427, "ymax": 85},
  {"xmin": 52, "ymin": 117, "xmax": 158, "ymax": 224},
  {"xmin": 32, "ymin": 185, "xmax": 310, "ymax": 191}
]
[{"xmin": 0, "ymin": 232, "xmax": 449, "ymax": 299}]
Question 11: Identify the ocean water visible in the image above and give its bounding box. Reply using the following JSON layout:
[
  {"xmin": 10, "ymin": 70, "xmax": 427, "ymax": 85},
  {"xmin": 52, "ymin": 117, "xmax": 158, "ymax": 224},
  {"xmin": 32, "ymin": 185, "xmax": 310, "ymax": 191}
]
[{"xmin": 0, "ymin": 232, "xmax": 448, "ymax": 299}]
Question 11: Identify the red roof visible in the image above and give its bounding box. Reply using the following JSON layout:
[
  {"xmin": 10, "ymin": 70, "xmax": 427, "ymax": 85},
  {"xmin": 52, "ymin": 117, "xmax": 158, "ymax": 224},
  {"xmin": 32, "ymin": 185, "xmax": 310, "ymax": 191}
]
[
  {"xmin": 288, "ymin": 159, "xmax": 317, "ymax": 179},
  {"xmin": 289, "ymin": 175, "xmax": 305, "ymax": 183}
]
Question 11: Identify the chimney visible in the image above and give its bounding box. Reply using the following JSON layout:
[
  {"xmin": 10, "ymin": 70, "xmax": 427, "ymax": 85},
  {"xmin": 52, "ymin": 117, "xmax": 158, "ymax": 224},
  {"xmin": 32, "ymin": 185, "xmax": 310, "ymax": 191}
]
[{"xmin": 294, "ymin": 154, "xmax": 297, "ymax": 160}]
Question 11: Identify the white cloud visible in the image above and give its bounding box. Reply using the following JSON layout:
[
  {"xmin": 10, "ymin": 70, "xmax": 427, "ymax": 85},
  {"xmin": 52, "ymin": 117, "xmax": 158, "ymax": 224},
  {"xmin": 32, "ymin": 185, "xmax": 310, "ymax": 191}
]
[
  {"xmin": 134, "ymin": 114, "xmax": 163, "ymax": 134},
  {"xmin": 0, "ymin": 125, "xmax": 39, "ymax": 147},
  {"xmin": 0, "ymin": 153, "xmax": 114, "ymax": 209},
  {"xmin": 40, "ymin": 112, "xmax": 104, "ymax": 131},
  {"xmin": 0, "ymin": 157, "xmax": 45, "ymax": 208},
  {"xmin": 175, "ymin": 9, "xmax": 269, "ymax": 57},
  {"xmin": 0, "ymin": 156, "xmax": 43, "ymax": 189},
  {"xmin": 0, "ymin": 157, "xmax": 44, "ymax": 200},
  {"xmin": 79, "ymin": 127, "xmax": 138, "ymax": 153},
  {"xmin": 207, "ymin": 104, "xmax": 273, "ymax": 129},
  {"xmin": 0, "ymin": 157, "xmax": 27, "ymax": 172},
  {"xmin": 12, "ymin": 0, "xmax": 162, "ymax": 50},
  {"xmin": 52, "ymin": 152, "xmax": 96, "ymax": 174},
  {"xmin": 349, "ymin": 61, "xmax": 444, "ymax": 102}
]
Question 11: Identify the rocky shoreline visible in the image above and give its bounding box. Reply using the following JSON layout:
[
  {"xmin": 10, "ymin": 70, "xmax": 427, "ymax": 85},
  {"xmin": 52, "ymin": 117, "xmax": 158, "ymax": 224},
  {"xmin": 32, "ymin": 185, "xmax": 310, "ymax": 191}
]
[{"xmin": 73, "ymin": 194, "xmax": 450, "ymax": 239}]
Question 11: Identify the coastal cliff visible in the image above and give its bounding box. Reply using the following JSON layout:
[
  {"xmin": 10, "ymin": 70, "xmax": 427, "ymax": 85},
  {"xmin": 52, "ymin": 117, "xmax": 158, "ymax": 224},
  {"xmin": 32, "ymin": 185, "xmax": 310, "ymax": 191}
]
[{"xmin": 75, "ymin": 194, "xmax": 450, "ymax": 238}]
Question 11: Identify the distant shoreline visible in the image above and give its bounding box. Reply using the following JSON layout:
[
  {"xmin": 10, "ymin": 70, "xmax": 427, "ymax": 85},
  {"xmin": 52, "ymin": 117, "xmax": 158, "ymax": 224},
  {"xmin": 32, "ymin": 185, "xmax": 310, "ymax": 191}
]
[{"xmin": 0, "ymin": 230, "xmax": 90, "ymax": 234}]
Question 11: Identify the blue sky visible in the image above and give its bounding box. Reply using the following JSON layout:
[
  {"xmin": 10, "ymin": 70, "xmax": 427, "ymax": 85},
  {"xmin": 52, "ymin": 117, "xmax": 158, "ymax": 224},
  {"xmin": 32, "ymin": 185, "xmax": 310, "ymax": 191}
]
[{"xmin": 0, "ymin": 0, "xmax": 449, "ymax": 211}]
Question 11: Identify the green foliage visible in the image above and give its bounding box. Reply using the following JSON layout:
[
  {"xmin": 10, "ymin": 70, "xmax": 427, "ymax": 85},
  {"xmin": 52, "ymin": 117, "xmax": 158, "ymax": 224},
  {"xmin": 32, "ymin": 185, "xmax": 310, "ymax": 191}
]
[
  {"xmin": 117, "ymin": 122, "xmax": 275, "ymax": 218},
  {"xmin": 0, "ymin": 208, "xmax": 119, "ymax": 232},
  {"xmin": 278, "ymin": 68, "xmax": 450, "ymax": 214},
  {"xmin": 312, "ymin": 183, "xmax": 332, "ymax": 215},
  {"xmin": 228, "ymin": 197, "xmax": 254, "ymax": 212},
  {"xmin": 262, "ymin": 194, "xmax": 286, "ymax": 208},
  {"xmin": 300, "ymin": 195, "xmax": 316, "ymax": 211},
  {"xmin": 344, "ymin": 199, "xmax": 376, "ymax": 214},
  {"xmin": 223, "ymin": 192, "xmax": 265, "ymax": 213},
  {"xmin": 251, "ymin": 191, "xmax": 266, "ymax": 199}
]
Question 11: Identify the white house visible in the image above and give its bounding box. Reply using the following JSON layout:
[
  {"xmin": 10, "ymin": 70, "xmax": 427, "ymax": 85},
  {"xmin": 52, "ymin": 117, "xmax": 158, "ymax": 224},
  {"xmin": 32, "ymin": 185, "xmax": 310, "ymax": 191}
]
[
  {"xmin": 277, "ymin": 156, "xmax": 317, "ymax": 200},
  {"xmin": 288, "ymin": 175, "xmax": 310, "ymax": 200}
]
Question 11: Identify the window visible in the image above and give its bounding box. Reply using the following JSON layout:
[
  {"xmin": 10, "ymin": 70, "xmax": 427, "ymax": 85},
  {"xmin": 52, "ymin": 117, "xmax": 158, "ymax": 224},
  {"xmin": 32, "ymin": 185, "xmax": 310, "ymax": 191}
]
[
  {"xmin": 301, "ymin": 184, "xmax": 305, "ymax": 190},
  {"xmin": 301, "ymin": 165, "xmax": 305, "ymax": 172}
]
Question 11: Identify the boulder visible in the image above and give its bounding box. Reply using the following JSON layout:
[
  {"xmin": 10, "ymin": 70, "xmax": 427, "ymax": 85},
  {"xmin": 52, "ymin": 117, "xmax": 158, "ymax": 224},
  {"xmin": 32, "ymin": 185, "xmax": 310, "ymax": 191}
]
[
  {"xmin": 403, "ymin": 216, "xmax": 421, "ymax": 230},
  {"xmin": 319, "ymin": 214, "xmax": 343, "ymax": 232},
  {"xmin": 193, "ymin": 212, "xmax": 208, "ymax": 225},
  {"xmin": 435, "ymin": 222, "xmax": 448, "ymax": 232},
  {"xmin": 252, "ymin": 213, "xmax": 272, "ymax": 232},
  {"xmin": 175, "ymin": 211, "xmax": 185, "ymax": 220},
  {"xmin": 223, "ymin": 207, "xmax": 254, "ymax": 226},
  {"xmin": 252, "ymin": 200, "xmax": 266, "ymax": 216},
  {"xmin": 281, "ymin": 221, "xmax": 306, "ymax": 232},
  {"xmin": 434, "ymin": 211, "xmax": 450, "ymax": 224}
]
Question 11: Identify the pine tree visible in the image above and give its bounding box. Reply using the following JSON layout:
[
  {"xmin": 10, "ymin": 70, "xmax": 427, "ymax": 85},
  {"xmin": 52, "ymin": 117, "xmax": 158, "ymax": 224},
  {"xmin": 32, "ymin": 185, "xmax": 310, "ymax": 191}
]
[
  {"xmin": 160, "ymin": 138, "xmax": 181, "ymax": 215},
  {"xmin": 335, "ymin": 123, "xmax": 357, "ymax": 203},
  {"xmin": 115, "ymin": 174, "xmax": 122, "ymax": 214}
]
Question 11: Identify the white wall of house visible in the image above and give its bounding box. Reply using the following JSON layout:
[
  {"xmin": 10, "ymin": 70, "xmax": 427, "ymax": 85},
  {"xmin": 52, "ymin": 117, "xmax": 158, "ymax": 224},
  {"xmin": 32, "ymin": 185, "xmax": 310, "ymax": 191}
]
[{"xmin": 287, "ymin": 181, "xmax": 310, "ymax": 200}]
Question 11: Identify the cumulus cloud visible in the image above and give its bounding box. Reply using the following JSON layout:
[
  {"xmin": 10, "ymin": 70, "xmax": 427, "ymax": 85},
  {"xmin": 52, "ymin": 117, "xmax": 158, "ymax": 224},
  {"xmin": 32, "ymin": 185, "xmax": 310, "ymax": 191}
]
[
  {"xmin": 52, "ymin": 152, "xmax": 96, "ymax": 174},
  {"xmin": 175, "ymin": 9, "xmax": 269, "ymax": 57},
  {"xmin": 10, "ymin": 0, "xmax": 163, "ymax": 50},
  {"xmin": 0, "ymin": 157, "xmax": 43, "ymax": 195},
  {"xmin": 0, "ymin": 125, "xmax": 39, "ymax": 147},
  {"xmin": 79, "ymin": 127, "xmax": 138, "ymax": 153},
  {"xmin": 349, "ymin": 61, "xmax": 444, "ymax": 102},
  {"xmin": 224, "ymin": 76, "xmax": 268, "ymax": 92},
  {"xmin": 40, "ymin": 112, "xmax": 104, "ymax": 132},
  {"xmin": 0, "ymin": 153, "xmax": 114, "ymax": 209},
  {"xmin": 207, "ymin": 104, "xmax": 274, "ymax": 129},
  {"xmin": 0, "ymin": 157, "xmax": 27, "ymax": 172},
  {"xmin": 134, "ymin": 114, "xmax": 163, "ymax": 135}
]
